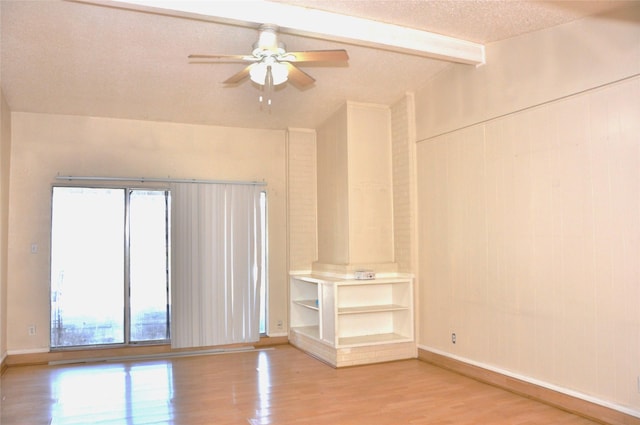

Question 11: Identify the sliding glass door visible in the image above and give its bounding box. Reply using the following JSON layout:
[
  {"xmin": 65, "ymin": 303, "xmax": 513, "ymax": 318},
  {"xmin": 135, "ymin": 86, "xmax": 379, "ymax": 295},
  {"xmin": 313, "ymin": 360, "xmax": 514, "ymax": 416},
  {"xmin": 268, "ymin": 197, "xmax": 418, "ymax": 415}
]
[
  {"xmin": 51, "ymin": 187, "xmax": 170, "ymax": 348},
  {"xmin": 129, "ymin": 190, "xmax": 170, "ymax": 342}
]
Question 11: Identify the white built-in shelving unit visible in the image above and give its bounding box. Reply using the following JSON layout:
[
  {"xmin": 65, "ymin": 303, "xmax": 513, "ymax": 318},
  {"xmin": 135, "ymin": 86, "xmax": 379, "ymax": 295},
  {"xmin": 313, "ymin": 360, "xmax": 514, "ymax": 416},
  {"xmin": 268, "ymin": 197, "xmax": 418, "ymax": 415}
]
[{"xmin": 289, "ymin": 274, "xmax": 415, "ymax": 367}]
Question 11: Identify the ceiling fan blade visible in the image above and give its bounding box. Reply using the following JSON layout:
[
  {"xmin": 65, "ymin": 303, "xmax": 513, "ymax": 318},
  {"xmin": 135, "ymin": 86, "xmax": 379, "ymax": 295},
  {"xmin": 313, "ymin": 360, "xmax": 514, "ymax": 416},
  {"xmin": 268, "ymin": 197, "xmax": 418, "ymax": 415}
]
[
  {"xmin": 284, "ymin": 63, "xmax": 315, "ymax": 87},
  {"xmin": 188, "ymin": 54, "xmax": 257, "ymax": 62},
  {"xmin": 284, "ymin": 49, "xmax": 349, "ymax": 63},
  {"xmin": 223, "ymin": 64, "xmax": 255, "ymax": 84}
]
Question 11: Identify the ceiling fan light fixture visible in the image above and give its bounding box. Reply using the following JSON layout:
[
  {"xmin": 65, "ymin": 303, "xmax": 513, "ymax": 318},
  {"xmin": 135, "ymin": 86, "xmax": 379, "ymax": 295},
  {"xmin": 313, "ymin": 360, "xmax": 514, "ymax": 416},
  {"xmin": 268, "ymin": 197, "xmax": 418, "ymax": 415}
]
[{"xmin": 249, "ymin": 61, "xmax": 288, "ymax": 86}]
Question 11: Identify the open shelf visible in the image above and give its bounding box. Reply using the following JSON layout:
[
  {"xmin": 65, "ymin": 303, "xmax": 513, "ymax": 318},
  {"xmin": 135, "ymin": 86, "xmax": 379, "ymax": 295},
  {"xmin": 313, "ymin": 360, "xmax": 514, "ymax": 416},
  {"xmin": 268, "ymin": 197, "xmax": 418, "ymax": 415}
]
[
  {"xmin": 293, "ymin": 299, "xmax": 319, "ymax": 310},
  {"xmin": 338, "ymin": 304, "xmax": 408, "ymax": 315}
]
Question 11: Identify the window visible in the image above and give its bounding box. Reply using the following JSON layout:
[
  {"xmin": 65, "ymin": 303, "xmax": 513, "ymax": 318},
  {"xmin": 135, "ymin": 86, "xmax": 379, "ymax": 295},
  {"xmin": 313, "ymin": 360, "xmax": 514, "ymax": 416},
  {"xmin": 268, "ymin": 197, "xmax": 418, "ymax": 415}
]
[
  {"xmin": 50, "ymin": 187, "xmax": 170, "ymax": 348},
  {"xmin": 51, "ymin": 184, "xmax": 268, "ymax": 348}
]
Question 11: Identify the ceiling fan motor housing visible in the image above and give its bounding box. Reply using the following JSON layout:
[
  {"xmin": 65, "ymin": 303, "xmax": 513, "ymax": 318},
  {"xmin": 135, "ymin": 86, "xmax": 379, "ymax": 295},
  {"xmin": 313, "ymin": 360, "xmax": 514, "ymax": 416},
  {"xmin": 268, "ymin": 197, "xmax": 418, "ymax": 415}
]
[{"xmin": 253, "ymin": 24, "xmax": 285, "ymax": 56}]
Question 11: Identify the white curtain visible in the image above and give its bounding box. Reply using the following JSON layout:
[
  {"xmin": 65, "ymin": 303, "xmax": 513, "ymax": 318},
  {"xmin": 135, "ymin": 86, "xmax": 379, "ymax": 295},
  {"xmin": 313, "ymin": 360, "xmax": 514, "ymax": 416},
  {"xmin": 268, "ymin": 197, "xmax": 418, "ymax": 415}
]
[{"xmin": 170, "ymin": 183, "xmax": 264, "ymax": 349}]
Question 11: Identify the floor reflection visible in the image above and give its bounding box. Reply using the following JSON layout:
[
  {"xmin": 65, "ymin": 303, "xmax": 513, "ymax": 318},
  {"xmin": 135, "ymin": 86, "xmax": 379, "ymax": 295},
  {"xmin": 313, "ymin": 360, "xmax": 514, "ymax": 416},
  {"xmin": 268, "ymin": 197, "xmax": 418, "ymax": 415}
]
[
  {"xmin": 49, "ymin": 361, "xmax": 174, "ymax": 425},
  {"xmin": 253, "ymin": 351, "xmax": 272, "ymax": 423}
]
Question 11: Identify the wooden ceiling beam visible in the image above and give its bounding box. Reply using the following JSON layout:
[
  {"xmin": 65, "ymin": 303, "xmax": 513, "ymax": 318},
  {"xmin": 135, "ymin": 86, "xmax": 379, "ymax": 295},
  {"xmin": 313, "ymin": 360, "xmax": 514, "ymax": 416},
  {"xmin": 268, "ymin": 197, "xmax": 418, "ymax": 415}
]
[{"xmin": 71, "ymin": 0, "xmax": 485, "ymax": 66}]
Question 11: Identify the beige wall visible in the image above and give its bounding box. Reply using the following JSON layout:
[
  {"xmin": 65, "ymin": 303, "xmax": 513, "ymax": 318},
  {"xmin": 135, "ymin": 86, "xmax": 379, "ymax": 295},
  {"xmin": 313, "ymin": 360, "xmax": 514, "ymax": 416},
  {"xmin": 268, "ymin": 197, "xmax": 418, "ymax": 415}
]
[
  {"xmin": 346, "ymin": 103, "xmax": 394, "ymax": 266},
  {"xmin": 315, "ymin": 102, "xmax": 395, "ymax": 272},
  {"xmin": 316, "ymin": 103, "xmax": 350, "ymax": 266},
  {"xmin": 416, "ymin": 4, "xmax": 640, "ymax": 413},
  {"xmin": 7, "ymin": 112, "xmax": 289, "ymax": 352},
  {"xmin": 0, "ymin": 88, "xmax": 11, "ymax": 361}
]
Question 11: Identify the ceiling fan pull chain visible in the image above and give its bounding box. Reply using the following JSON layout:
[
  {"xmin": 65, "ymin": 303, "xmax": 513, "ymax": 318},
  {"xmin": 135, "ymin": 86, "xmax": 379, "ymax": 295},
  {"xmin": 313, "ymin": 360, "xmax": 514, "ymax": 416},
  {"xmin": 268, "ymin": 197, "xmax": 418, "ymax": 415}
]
[{"xmin": 264, "ymin": 66, "xmax": 274, "ymax": 107}]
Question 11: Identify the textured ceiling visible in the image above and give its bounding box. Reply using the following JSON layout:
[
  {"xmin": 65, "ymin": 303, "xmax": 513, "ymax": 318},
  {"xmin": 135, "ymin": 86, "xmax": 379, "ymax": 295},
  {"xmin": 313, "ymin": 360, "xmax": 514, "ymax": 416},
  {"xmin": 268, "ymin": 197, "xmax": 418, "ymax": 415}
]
[
  {"xmin": 272, "ymin": 0, "xmax": 631, "ymax": 43},
  {"xmin": 0, "ymin": 0, "xmax": 634, "ymax": 130}
]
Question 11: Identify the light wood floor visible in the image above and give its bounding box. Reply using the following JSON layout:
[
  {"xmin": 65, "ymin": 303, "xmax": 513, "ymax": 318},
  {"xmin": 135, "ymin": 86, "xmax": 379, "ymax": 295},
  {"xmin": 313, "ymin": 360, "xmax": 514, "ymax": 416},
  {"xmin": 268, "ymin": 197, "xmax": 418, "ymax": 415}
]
[{"xmin": 1, "ymin": 344, "xmax": 600, "ymax": 425}]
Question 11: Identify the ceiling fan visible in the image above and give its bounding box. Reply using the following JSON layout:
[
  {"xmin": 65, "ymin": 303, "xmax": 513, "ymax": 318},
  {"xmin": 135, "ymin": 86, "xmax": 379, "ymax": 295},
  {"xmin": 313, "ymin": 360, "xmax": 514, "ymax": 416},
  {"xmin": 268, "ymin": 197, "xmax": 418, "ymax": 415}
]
[{"xmin": 189, "ymin": 24, "xmax": 349, "ymax": 104}]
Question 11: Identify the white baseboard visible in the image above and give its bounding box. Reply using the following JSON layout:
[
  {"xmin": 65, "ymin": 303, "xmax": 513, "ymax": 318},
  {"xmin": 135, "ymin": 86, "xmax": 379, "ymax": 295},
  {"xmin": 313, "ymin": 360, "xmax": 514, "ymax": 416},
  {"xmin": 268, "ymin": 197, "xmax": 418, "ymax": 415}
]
[
  {"xmin": 266, "ymin": 331, "xmax": 288, "ymax": 338},
  {"xmin": 418, "ymin": 344, "xmax": 640, "ymax": 420},
  {"xmin": 7, "ymin": 347, "xmax": 49, "ymax": 356}
]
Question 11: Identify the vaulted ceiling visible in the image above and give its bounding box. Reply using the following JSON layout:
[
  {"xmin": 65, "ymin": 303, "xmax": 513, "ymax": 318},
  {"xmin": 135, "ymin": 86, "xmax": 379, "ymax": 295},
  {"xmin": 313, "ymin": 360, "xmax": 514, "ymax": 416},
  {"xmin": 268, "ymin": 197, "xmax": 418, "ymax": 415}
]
[{"xmin": 0, "ymin": 0, "xmax": 633, "ymax": 130}]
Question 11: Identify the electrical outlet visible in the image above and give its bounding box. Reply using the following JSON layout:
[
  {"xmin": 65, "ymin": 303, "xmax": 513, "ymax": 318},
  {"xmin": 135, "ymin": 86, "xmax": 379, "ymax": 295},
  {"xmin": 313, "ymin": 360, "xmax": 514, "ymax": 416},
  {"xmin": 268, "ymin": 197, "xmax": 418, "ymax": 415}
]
[
  {"xmin": 451, "ymin": 333, "xmax": 456, "ymax": 344},
  {"xmin": 28, "ymin": 325, "xmax": 36, "ymax": 336},
  {"xmin": 276, "ymin": 320, "xmax": 283, "ymax": 330}
]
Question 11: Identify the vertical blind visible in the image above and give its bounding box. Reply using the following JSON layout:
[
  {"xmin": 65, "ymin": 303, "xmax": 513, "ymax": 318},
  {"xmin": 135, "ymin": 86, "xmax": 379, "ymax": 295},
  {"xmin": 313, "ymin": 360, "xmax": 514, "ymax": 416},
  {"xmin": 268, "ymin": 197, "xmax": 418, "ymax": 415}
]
[{"xmin": 170, "ymin": 183, "xmax": 264, "ymax": 348}]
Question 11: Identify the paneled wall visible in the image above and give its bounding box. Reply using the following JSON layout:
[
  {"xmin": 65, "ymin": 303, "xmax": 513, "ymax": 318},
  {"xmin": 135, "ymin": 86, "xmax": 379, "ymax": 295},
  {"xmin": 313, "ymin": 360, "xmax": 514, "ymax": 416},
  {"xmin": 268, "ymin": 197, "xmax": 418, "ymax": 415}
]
[
  {"xmin": 0, "ymin": 89, "xmax": 10, "ymax": 363},
  {"xmin": 416, "ymin": 4, "xmax": 640, "ymax": 412},
  {"xmin": 419, "ymin": 77, "xmax": 640, "ymax": 409}
]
